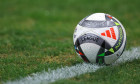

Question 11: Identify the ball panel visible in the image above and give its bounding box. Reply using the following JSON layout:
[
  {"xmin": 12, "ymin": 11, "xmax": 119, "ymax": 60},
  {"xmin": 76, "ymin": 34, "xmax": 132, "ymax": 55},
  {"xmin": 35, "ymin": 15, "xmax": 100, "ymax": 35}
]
[
  {"xmin": 105, "ymin": 14, "xmax": 112, "ymax": 21},
  {"xmin": 79, "ymin": 20, "xmax": 116, "ymax": 28},
  {"xmin": 80, "ymin": 43, "xmax": 100, "ymax": 63},
  {"xmin": 86, "ymin": 13, "xmax": 106, "ymax": 21},
  {"xmin": 93, "ymin": 26, "xmax": 119, "ymax": 47},
  {"xmin": 75, "ymin": 45, "xmax": 90, "ymax": 63},
  {"xmin": 73, "ymin": 25, "xmax": 89, "ymax": 44},
  {"xmin": 74, "ymin": 33, "xmax": 112, "ymax": 50},
  {"xmin": 104, "ymin": 54, "xmax": 118, "ymax": 64}
]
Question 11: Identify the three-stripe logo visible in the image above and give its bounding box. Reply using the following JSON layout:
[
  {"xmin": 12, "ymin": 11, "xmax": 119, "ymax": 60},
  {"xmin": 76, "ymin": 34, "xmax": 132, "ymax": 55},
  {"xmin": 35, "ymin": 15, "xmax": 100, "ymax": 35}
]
[{"xmin": 101, "ymin": 28, "xmax": 116, "ymax": 40}]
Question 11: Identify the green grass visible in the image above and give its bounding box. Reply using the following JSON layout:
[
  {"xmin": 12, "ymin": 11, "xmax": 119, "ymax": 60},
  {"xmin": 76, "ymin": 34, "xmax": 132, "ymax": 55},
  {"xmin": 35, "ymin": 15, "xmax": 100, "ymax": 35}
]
[
  {"xmin": 52, "ymin": 59, "xmax": 140, "ymax": 84},
  {"xmin": 0, "ymin": 0, "xmax": 140, "ymax": 83}
]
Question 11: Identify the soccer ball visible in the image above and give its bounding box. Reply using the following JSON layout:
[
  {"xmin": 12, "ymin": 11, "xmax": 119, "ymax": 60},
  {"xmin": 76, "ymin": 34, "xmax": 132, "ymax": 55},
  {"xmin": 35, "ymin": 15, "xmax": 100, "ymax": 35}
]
[{"xmin": 73, "ymin": 13, "xmax": 126, "ymax": 65}]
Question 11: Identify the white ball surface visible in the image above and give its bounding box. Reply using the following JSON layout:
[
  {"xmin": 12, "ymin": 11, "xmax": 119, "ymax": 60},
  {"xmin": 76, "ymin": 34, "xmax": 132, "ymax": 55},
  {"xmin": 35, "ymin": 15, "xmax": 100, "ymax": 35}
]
[{"xmin": 73, "ymin": 13, "xmax": 126, "ymax": 65}]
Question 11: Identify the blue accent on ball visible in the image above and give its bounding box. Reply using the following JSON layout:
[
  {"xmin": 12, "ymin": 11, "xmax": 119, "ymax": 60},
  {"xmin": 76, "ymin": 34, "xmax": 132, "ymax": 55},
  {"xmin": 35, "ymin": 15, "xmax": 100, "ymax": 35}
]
[{"xmin": 74, "ymin": 46, "xmax": 77, "ymax": 50}]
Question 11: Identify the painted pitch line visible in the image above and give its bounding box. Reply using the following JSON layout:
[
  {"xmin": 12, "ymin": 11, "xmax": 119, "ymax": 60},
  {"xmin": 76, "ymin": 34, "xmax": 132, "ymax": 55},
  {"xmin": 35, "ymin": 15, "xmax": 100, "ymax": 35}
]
[{"xmin": 4, "ymin": 47, "xmax": 140, "ymax": 84}]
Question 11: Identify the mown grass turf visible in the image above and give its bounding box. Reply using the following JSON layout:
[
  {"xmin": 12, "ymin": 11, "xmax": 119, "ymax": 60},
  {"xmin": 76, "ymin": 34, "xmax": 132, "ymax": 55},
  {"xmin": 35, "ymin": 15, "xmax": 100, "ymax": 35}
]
[
  {"xmin": 52, "ymin": 59, "xmax": 140, "ymax": 84},
  {"xmin": 0, "ymin": 0, "xmax": 140, "ymax": 83}
]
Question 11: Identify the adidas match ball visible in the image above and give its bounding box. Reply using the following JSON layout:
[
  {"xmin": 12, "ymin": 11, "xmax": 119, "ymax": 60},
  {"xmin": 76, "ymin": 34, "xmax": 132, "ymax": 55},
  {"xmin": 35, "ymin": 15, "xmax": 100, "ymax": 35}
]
[{"xmin": 73, "ymin": 13, "xmax": 126, "ymax": 65}]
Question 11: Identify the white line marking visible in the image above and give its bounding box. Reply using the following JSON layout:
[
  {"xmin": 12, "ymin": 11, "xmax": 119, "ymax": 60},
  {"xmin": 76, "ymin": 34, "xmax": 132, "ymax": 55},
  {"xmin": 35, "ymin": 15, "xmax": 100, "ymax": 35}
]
[{"xmin": 4, "ymin": 47, "xmax": 140, "ymax": 84}]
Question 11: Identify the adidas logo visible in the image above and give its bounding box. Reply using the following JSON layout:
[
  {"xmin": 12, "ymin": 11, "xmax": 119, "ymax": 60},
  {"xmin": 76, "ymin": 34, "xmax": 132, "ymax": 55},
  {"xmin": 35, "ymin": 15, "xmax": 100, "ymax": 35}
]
[{"xmin": 101, "ymin": 28, "xmax": 116, "ymax": 40}]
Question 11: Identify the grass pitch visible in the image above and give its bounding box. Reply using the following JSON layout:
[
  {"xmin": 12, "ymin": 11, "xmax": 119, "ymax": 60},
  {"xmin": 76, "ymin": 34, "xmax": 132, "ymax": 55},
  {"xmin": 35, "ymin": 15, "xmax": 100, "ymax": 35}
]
[
  {"xmin": 0, "ymin": 0, "xmax": 140, "ymax": 84},
  {"xmin": 52, "ymin": 61, "xmax": 140, "ymax": 84}
]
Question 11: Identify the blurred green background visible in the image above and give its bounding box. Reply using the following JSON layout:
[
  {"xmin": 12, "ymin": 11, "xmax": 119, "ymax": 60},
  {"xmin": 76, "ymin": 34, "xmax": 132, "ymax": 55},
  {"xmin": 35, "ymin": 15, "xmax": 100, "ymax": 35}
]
[{"xmin": 0, "ymin": 0, "xmax": 140, "ymax": 83}]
